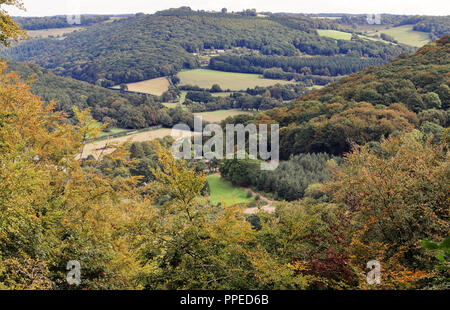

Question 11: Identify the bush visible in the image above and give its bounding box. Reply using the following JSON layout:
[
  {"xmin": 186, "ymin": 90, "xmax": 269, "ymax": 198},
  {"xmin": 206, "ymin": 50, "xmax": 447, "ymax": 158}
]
[{"xmin": 246, "ymin": 191, "xmax": 253, "ymax": 198}]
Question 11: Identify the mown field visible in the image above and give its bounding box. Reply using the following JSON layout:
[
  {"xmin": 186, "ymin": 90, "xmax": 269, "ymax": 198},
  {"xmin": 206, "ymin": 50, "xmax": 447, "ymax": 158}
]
[
  {"xmin": 194, "ymin": 110, "xmax": 253, "ymax": 123},
  {"xmin": 112, "ymin": 77, "xmax": 170, "ymax": 95},
  {"xmin": 178, "ymin": 69, "xmax": 293, "ymax": 91},
  {"xmin": 207, "ymin": 175, "xmax": 254, "ymax": 206},
  {"xmin": 82, "ymin": 128, "xmax": 199, "ymax": 159},
  {"xmin": 367, "ymin": 25, "xmax": 430, "ymax": 47}
]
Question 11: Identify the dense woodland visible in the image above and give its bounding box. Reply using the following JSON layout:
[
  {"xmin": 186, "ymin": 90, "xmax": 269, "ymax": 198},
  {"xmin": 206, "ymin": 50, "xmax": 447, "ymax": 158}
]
[{"xmin": 220, "ymin": 153, "xmax": 340, "ymax": 201}]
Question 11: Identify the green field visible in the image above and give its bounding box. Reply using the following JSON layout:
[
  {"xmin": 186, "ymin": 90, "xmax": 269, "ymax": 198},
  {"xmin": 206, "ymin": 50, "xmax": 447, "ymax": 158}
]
[
  {"xmin": 317, "ymin": 29, "xmax": 353, "ymax": 40},
  {"xmin": 317, "ymin": 29, "xmax": 393, "ymax": 44},
  {"xmin": 207, "ymin": 175, "xmax": 254, "ymax": 205},
  {"xmin": 177, "ymin": 69, "xmax": 293, "ymax": 91},
  {"xmin": 367, "ymin": 25, "xmax": 430, "ymax": 47},
  {"xmin": 26, "ymin": 26, "xmax": 84, "ymax": 39},
  {"xmin": 194, "ymin": 110, "xmax": 253, "ymax": 123}
]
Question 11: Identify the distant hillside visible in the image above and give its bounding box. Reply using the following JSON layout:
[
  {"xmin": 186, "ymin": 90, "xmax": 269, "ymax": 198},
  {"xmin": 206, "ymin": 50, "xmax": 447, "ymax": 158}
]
[
  {"xmin": 256, "ymin": 36, "xmax": 449, "ymax": 158},
  {"xmin": 2, "ymin": 8, "xmax": 410, "ymax": 86}
]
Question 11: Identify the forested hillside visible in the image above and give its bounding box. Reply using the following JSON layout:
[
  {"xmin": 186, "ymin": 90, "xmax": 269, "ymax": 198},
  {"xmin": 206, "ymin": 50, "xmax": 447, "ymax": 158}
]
[
  {"xmin": 256, "ymin": 36, "xmax": 450, "ymax": 158},
  {"xmin": 5, "ymin": 61, "xmax": 172, "ymax": 129},
  {"xmin": 1, "ymin": 8, "xmax": 410, "ymax": 86},
  {"xmin": 13, "ymin": 15, "xmax": 111, "ymax": 30}
]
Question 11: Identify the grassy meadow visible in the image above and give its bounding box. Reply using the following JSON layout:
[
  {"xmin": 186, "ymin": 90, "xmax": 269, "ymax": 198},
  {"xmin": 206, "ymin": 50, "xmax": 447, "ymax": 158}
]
[
  {"xmin": 177, "ymin": 69, "xmax": 293, "ymax": 91},
  {"xmin": 112, "ymin": 77, "xmax": 170, "ymax": 95}
]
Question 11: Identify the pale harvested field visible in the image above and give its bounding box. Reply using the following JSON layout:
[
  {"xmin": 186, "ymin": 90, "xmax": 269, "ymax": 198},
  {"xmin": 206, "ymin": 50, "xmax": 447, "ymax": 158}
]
[
  {"xmin": 112, "ymin": 77, "xmax": 170, "ymax": 96},
  {"xmin": 211, "ymin": 92, "xmax": 234, "ymax": 97},
  {"xmin": 194, "ymin": 110, "xmax": 253, "ymax": 123},
  {"xmin": 25, "ymin": 27, "xmax": 84, "ymax": 39},
  {"xmin": 82, "ymin": 128, "xmax": 199, "ymax": 159}
]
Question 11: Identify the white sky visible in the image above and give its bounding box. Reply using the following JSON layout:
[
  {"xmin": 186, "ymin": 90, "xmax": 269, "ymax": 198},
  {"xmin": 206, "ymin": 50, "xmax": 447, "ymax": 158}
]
[{"xmin": 6, "ymin": 0, "xmax": 450, "ymax": 17}]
